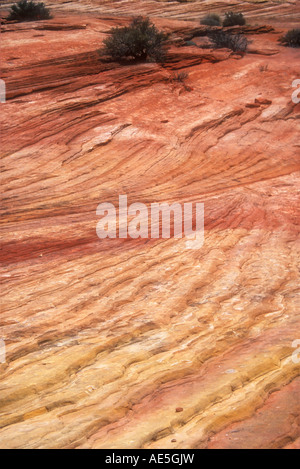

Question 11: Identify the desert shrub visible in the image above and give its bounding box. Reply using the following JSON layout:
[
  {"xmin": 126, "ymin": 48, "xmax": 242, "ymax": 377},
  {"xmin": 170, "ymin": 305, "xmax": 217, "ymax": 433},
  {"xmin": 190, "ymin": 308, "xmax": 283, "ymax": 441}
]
[
  {"xmin": 259, "ymin": 64, "xmax": 268, "ymax": 72},
  {"xmin": 7, "ymin": 1, "xmax": 51, "ymax": 22},
  {"xmin": 102, "ymin": 16, "xmax": 167, "ymax": 62},
  {"xmin": 223, "ymin": 11, "xmax": 246, "ymax": 27},
  {"xmin": 209, "ymin": 31, "xmax": 248, "ymax": 52},
  {"xmin": 171, "ymin": 71, "xmax": 189, "ymax": 82},
  {"xmin": 185, "ymin": 40, "xmax": 197, "ymax": 46},
  {"xmin": 279, "ymin": 29, "xmax": 300, "ymax": 48},
  {"xmin": 201, "ymin": 13, "xmax": 221, "ymax": 27},
  {"xmin": 168, "ymin": 71, "xmax": 192, "ymax": 92}
]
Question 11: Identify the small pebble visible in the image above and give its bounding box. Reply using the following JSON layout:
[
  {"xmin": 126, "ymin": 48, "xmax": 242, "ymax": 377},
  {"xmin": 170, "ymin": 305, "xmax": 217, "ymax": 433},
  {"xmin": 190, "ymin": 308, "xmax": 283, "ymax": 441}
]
[{"xmin": 176, "ymin": 407, "xmax": 183, "ymax": 413}]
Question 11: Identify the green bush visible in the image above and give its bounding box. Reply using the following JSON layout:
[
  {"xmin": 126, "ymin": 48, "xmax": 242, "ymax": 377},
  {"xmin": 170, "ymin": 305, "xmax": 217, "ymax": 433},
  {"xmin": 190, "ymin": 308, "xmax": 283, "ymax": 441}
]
[
  {"xmin": 223, "ymin": 12, "xmax": 246, "ymax": 27},
  {"xmin": 201, "ymin": 14, "xmax": 221, "ymax": 27},
  {"xmin": 103, "ymin": 16, "xmax": 167, "ymax": 62},
  {"xmin": 7, "ymin": 1, "xmax": 51, "ymax": 22},
  {"xmin": 209, "ymin": 31, "xmax": 248, "ymax": 52},
  {"xmin": 279, "ymin": 29, "xmax": 300, "ymax": 48},
  {"xmin": 185, "ymin": 40, "xmax": 197, "ymax": 46}
]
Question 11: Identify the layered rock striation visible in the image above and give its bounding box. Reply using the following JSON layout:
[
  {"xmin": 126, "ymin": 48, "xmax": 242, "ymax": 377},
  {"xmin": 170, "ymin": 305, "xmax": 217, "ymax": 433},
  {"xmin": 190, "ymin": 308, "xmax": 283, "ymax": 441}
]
[{"xmin": 0, "ymin": 0, "xmax": 299, "ymax": 449}]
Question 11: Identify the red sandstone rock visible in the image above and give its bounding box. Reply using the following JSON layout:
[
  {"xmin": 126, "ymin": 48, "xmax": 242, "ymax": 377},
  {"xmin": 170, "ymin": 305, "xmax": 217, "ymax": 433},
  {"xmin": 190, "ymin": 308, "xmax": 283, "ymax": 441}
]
[
  {"xmin": 246, "ymin": 103, "xmax": 261, "ymax": 108},
  {"xmin": 0, "ymin": 0, "xmax": 299, "ymax": 450},
  {"xmin": 255, "ymin": 97, "xmax": 273, "ymax": 105}
]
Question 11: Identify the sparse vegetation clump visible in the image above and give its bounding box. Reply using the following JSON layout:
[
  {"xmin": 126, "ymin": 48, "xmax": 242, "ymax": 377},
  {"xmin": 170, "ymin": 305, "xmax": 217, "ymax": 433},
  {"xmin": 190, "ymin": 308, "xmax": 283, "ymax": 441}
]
[
  {"xmin": 223, "ymin": 11, "xmax": 246, "ymax": 27},
  {"xmin": 201, "ymin": 13, "xmax": 221, "ymax": 27},
  {"xmin": 259, "ymin": 64, "xmax": 268, "ymax": 72},
  {"xmin": 279, "ymin": 29, "xmax": 300, "ymax": 48},
  {"xmin": 185, "ymin": 40, "xmax": 197, "ymax": 46},
  {"xmin": 209, "ymin": 31, "xmax": 248, "ymax": 53},
  {"xmin": 171, "ymin": 71, "xmax": 189, "ymax": 83},
  {"xmin": 168, "ymin": 71, "xmax": 192, "ymax": 92},
  {"xmin": 7, "ymin": 1, "xmax": 51, "ymax": 22},
  {"xmin": 102, "ymin": 16, "xmax": 167, "ymax": 62}
]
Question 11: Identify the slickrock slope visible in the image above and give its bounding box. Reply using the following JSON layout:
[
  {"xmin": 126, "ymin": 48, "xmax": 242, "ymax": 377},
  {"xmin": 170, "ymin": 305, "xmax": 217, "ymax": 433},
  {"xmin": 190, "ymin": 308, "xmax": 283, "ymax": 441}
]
[{"xmin": 0, "ymin": 1, "xmax": 299, "ymax": 449}]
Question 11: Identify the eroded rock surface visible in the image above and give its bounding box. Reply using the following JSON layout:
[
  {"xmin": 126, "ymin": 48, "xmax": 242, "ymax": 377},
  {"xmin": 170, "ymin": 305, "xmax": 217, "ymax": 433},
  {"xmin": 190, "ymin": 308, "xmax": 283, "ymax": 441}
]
[{"xmin": 0, "ymin": 1, "xmax": 299, "ymax": 449}]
